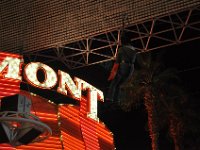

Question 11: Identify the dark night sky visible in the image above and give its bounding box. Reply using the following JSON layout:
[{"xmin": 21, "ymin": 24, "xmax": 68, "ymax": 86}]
[{"xmin": 73, "ymin": 39, "xmax": 200, "ymax": 150}]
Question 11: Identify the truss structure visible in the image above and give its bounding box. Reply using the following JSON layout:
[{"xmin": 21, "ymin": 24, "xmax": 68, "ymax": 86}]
[{"xmin": 25, "ymin": 5, "xmax": 200, "ymax": 69}]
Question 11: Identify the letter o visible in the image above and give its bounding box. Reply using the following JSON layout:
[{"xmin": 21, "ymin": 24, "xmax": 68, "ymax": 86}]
[{"xmin": 24, "ymin": 62, "xmax": 57, "ymax": 89}]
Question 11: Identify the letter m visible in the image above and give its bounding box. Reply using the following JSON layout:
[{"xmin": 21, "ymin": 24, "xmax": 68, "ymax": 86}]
[{"xmin": 0, "ymin": 52, "xmax": 22, "ymax": 80}]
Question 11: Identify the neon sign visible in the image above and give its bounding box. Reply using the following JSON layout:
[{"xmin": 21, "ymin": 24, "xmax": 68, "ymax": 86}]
[{"xmin": 0, "ymin": 52, "xmax": 103, "ymax": 121}]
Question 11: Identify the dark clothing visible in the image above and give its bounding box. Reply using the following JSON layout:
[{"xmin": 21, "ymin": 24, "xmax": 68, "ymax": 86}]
[
  {"xmin": 106, "ymin": 44, "xmax": 137, "ymax": 102},
  {"xmin": 116, "ymin": 45, "xmax": 137, "ymax": 64}
]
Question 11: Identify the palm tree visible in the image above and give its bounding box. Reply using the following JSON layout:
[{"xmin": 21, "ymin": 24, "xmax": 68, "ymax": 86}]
[
  {"xmin": 159, "ymin": 83, "xmax": 186, "ymax": 150},
  {"xmin": 119, "ymin": 52, "xmax": 185, "ymax": 150}
]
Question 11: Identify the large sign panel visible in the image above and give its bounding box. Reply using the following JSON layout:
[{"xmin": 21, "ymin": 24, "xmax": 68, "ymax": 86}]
[{"xmin": 0, "ymin": 52, "xmax": 115, "ymax": 150}]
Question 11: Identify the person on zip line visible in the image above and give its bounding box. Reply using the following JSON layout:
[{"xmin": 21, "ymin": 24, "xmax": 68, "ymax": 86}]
[{"xmin": 105, "ymin": 33, "xmax": 139, "ymax": 104}]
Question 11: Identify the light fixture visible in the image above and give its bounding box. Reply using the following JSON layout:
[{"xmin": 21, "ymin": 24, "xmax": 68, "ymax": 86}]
[{"xmin": 0, "ymin": 94, "xmax": 52, "ymax": 146}]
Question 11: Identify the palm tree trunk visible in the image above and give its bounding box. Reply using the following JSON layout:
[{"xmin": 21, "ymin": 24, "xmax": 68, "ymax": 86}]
[
  {"xmin": 144, "ymin": 91, "xmax": 159, "ymax": 150},
  {"xmin": 169, "ymin": 114, "xmax": 183, "ymax": 150}
]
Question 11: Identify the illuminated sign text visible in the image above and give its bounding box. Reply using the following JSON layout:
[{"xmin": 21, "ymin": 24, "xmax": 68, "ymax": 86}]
[{"xmin": 0, "ymin": 55, "xmax": 103, "ymax": 121}]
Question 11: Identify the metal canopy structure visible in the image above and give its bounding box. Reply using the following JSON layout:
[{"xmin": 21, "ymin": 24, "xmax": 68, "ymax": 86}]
[
  {"xmin": 0, "ymin": 0, "xmax": 200, "ymax": 69},
  {"xmin": 27, "ymin": 5, "xmax": 200, "ymax": 69}
]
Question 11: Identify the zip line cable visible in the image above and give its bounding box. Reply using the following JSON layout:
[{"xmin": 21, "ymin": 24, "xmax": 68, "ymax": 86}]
[{"xmin": 178, "ymin": 65, "xmax": 200, "ymax": 73}]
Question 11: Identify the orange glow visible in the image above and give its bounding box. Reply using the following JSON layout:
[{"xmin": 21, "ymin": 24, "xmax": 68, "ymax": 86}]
[
  {"xmin": 0, "ymin": 52, "xmax": 22, "ymax": 58},
  {"xmin": 59, "ymin": 110, "xmax": 79, "ymax": 121},
  {"xmin": 60, "ymin": 105, "xmax": 80, "ymax": 114},
  {"xmin": 37, "ymin": 116, "xmax": 58, "ymax": 121},
  {"xmin": 0, "ymin": 144, "xmax": 15, "ymax": 150},
  {"xmin": 17, "ymin": 136, "xmax": 62, "ymax": 150},
  {"xmin": 31, "ymin": 112, "xmax": 57, "ymax": 117},
  {"xmin": 61, "ymin": 131, "xmax": 84, "ymax": 144},
  {"xmin": 30, "ymin": 111, "xmax": 58, "ymax": 121},
  {"xmin": 17, "ymin": 147, "xmax": 61, "ymax": 150},
  {"xmin": 59, "ymin": 111, "xmax": 80, "ymax": 125},
  {"xmin": 61, "ymin": 136, "xmax": 85, "ymax": 149},
  {"xmin": 0, "ymin": 87, "xmax": 19, "ymax": 92},
  {"xmin": 19, "ymin": 143, "xmax": 62, "ymax": 149}
]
